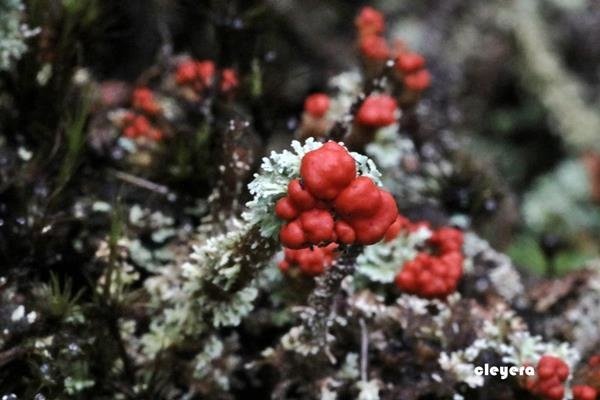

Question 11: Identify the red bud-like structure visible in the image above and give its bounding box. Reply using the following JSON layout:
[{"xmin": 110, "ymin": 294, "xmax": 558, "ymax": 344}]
[
  {"xmin": 573, "ymin": 385, "xmax": 597, "ymax": 400},
  {"xmin": 132, "ymin": 87, "xmax": 161, "ymax": 116},
  {"xmin": 396, "ymin": 52, "xmax": 426, "ymax": 74},
  {"xmin": 355, "ymin": 95, "xmax": 398, "ymax": 128},
  {"xmin": 525, "ymin": 356, "xmax": 570, "ymax": 400},
  {"xmin": 122, "ymin": 112, "xmax": 163, "ymax": 141},
  {"xmin": 275, "ymin": 141, "xmax": 399, "ymax": 249},
  {"xmin": 404, "ymin": 69, "xmax": 431, "ymax": 92},
  {"xmin": 395, "ymin": 226, "xmax": 464, "ymax": 298},
  {"xmin": 304, "ymin": 93, "xmax": 330, "ymax": 118},
  {"xmin": 279, "ymin": 243, "xmax": 338, "ymax": 276},
  {"xmin": 355, "ymin": 6, "xmax": 385, "ymax": 37},
  {"xmin": 359, "ymin": 35, "xmax": 390, "ymax": 61},
  {"xmin": 300, "ymin": 142, "xmax": 357, "ymax": 200},
  {"xmin": 220, "ymin": 68, "xmax": 239, "ymax": 94}
]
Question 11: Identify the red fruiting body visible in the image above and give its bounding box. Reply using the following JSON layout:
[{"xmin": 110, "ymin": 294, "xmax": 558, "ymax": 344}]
[
  {"xmin": 395, "ymin": 252, "xmax": 462, "ymax": 298},
  {"xmin": 280, "ymin": 220, "xmax": 306, "ymax": 249},
  {"xmin": 404, "ymin": 69, "xmax": 431, "ymax": 92},
  {"xmin": 347, "ymin": 190, "xmax": 399, "ymax": 245},
  {"xmin": 122, "ymin": 113, "xmax": 163, "ymax": 141},
  {"xmin": 334, "ymin": 221, "xmax": 356, "ymax": 244},
  {"xmin": 175, "ymin": 59, "xmax": 215, "ymax": 91},
  {"xmin": 334, "ymin": 176, "xmax": 382, "ymax": 218},
  {"xmin": 299, "ymin": 209, "xmax": 335, "ymax": 244},
  {"xmin": 395, "ymin": 226, "xmax": 464, "ymax": 298},
  {"xmin": 527, "ymin": 356, "xmax": 570, "ymax": 400},
  {"xmin": 300, "ymin": 141, "xmax": 357, "ymax": 200},
  {"xmin": 396, "ymin": 52, "xmax": 426, "ymax": 74},
  {"xmin": 175, "ymin": 60, "xmax": 198, "ymax": 85},
  {"xmin": 220, "ymin": 68, "xmax": 239, "ymax": 93},
  {"xmin": 359, "ymin": 35, "xmax": 390, "ymax": 61},
  {"xmin": 428, "ymin": 227, "xmax": 464, "ymax": 254},
  {"xmin": 304, "ymin": 93, "xmax": 330, "ymax": 118},
  {"xmin": 275, "ymin": 141, "xmax": 399, "ymax": 248},
  {"xmin": 355, "ymin": 6, "xmax": 385, "ymax": 36},
  {"xmin": 573, "ymin": 385, "xmax": 597, "ymax": 400},
  {"xmin": 196, "ymin": 60, "xmax": 216, "ymax": 87},
  {"xmin": 589, "ymin": 355, "xmax": 600, "ymax": 368},
  {"xmin": 383, "ymin": 215, "xmax": 409, "ymax": 242},
  {"xmin": 287, "ymin": 179, "xmax": 317, "ymax": 211},
  {"xmin": 355, "ymin": 95, "xmax": 398, "ymax": 128},
  {"xmin": 132, "ymin": 87, "xmax": 161, "ymax": 116},
  {"xmin": 275, "ymin": 197, "xmax": 299, "ymax": 220},
  {"xmin": 279, "ymin": 243, "xmax": 338, "ymax": 277}
]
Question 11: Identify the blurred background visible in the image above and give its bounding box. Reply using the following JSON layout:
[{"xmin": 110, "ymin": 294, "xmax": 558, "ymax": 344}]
[
  {"xmin": 2, "ymin": 0, "xmax": 600, "ymax": 275},
  {"xmin": 1, "ymin": 0, "xmax": 600, "ymax": 397}
]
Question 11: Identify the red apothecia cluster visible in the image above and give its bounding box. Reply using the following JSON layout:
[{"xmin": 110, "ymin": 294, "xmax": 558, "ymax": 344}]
[
  {"xmin": 394, "ymin": 226, "xmax": 464, "ymax": 298},
  {"xmin": 354, "ymin": 6, "xmax": 431, "ymax": 102},
  {"xmin": 395, "ymin": 50, "xmax": 431, "ymax": 93},
  {"xmin": 220, "ymin": 68, "xmax": 239, "ymax": 95},
  {"xmin": 275, "ymin": 141, "xmax": 400, "ymax": 249},
  {"xmin": 570, "ymin": 355, "xmax": 600, "ymax": 400},
  {"xmin": 356, "ymin": 94, "xmax": 398, "ymax": 128},
  {"xmin": 175, "ymin": 59, "xmax": 216, "ymax": 91},
  {"xmin": 278, "ymin": 243, "xmax": 338, "ymax": 277},
  {"xmin": 573, "ymin": 385, "xmax": 597, "ymax": 400},
  {"xmin": 355, "ymin": 7, "xmax": 390, "ymax": 64},
  {"xmin": 525, "ymin": 356, "xmax": 570, "ymax": 400},
  {"xmin": 121, "ymin": 87, "xmax": 164, "ymax": 141},
  {"xmin": 175, "ymin": 59, "xmax": 239, "ymax": 97},
  {"xmin": 132, "ymin": 87, "xmax": 161, "ymax": 116},
  {"xmin": 122, "ymin": 112, "xmax": 163, "ymax": 141}
]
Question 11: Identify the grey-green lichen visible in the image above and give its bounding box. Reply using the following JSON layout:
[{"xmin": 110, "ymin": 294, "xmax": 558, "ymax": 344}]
[
  {"xmin": 244, "ymin": 138, "xmax": 382, "ymax": 238},
  {"xmin": 356, "ymin": 225, "xmax": 431, "ymax": 283},
  {"xmin": 0, "ymin": 0, "xmax": 37, "ymax": 71},
  {"xmin": 522, "ymin": 160, "xmax": 600, "ymax": 235}
]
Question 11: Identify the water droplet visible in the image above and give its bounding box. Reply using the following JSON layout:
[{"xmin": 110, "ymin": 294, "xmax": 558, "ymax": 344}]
[
  {"xmin": 286, "ymin": 117, "xmax": 298, "ymax": 131},
  {"xmin": 232, "ymin": 18, "xmax": 244, "ymax": 29},
  {"xmin": 264, "ymin": 51, "xmax": 277, "ymax": 62},
  {"xmin": 68, "ymin": 343, "xmax": 80, "ymax": 354}
]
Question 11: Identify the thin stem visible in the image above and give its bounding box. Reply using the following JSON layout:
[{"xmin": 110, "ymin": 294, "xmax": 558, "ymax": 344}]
[{"xmin": 359, "ymin": 318, "xmax": 368, "ymax": 382}]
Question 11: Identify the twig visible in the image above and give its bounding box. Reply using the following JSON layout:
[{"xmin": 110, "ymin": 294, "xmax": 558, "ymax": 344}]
[
  {"xmin": 111, "ymin": 170, "xmax": 171, "ymax": 196},
  {"xmin": 0, "ymin": 346, "xmax": 27, "ymax": 368},
  {"xmin": 359, "ymin": 318, "xmax": 369, "ymax": 382}
]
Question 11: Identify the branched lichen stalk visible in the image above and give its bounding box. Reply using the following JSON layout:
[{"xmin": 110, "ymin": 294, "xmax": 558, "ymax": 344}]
[{"xmin": 301, "ymin": 245, "xmax": 362, "ymax": 360}]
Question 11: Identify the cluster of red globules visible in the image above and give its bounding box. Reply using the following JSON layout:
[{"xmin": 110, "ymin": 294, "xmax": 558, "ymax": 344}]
[
  {"xmin": 132, "ymin": 87, "xmax": 161, "ymax": 116},
  {"xmin": 355, "ymin": 7, "xmax": 390, "ymax": 61},
  {"xmin": 175, "ymin": 59, "xmax": 238, "ymax": 95},
  {"xmin": 275, "ymin": 141, "xmax": 400, "ymax": 249},
  {"xmin": 395, "ymin": 51, "xmax": 431, "ymax": 92},
  {"xmin": 394, "ymin": 226, "xmax": 464, "ymax": 298},
  {"xmin": 354, "ymin": 6, "xmax": 431, "ymax": 94},
  {"xmin": 279, "ymin": 243, "xmax": 338, "ymax": 277},
  {"xmin": 525, "ymin": 356, "xmax": 570, "ymax": 400},
  {"xmin": 122, "ymin": 87, "xmax": 164, "ymax": 141},
  {"xmin": 570, "ymin": 355, "xmax": 600, "ymax": 400},
  {"xmin": 122, "ymin": 112, "xmax": 163, "ymax": 141},
  {"xmin": 355, "ymin": 94, "xmax": 398, "ymax": 128},
  {"xmin": 573, "ymin": 385, "xmax": 597, "ymax": 400}
]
